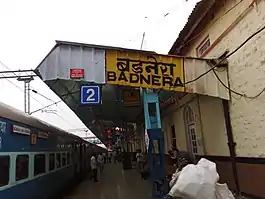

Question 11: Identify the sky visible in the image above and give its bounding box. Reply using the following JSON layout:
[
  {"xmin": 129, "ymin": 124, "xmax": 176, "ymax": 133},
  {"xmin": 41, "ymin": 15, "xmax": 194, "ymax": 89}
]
[{"xmin": 0, "ymin": 0, "xmax": 200, "ymax": 146}]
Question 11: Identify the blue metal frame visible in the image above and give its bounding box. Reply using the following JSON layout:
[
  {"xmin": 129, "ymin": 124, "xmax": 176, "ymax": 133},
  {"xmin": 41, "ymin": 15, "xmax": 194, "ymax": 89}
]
[{"xmin": 142, "ymin": 89, "xmax": 168, "ymax": 198}]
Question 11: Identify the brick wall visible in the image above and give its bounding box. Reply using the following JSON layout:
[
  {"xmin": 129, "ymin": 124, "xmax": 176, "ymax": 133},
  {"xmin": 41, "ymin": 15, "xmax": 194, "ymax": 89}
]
[{"xmin": 181, "ymin": 0, "xmax": 265, "ymax": 157}]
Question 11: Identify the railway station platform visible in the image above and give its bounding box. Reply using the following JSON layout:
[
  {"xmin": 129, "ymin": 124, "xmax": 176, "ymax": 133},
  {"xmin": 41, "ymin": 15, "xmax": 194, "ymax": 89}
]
[{"xmin": 64, "ymin": 163, "xmax": 152, "ymax": 199}]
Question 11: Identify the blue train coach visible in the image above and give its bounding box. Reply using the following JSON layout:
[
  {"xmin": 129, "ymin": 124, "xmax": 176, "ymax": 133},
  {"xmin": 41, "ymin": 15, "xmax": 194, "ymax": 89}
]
[{"xmin": 0, "ymin": 102, "xmax": 102, "ymax": 199}]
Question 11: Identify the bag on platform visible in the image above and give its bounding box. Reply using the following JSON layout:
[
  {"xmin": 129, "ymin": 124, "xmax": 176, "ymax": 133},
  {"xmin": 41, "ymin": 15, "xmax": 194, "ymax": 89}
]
[{"xmin": 169, "ymin": 158, "xmax": 219, "ymax": 199}]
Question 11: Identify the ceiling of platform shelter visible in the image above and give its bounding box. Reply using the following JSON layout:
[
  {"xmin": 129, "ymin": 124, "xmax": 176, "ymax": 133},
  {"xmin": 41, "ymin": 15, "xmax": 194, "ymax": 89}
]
[
  {"xmin": 42, "ymin": 78, "xmax": 175, "ymax": 141},
  {"xmin": 35, "ymin": 40, "xmax": 229, "ymax": 142},
  {"xmin": 34, "ymin": 41, "xmax": 181, "ymax": 141}
]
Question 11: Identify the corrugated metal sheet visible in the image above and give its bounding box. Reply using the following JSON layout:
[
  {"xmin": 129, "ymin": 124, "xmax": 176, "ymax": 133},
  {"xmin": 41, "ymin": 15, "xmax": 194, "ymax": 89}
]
[
  {"xmin": 184, "ymin": 58, "xmax": 229, "ymax": 100},
  {"xmin": 36, "ymin": 44, "xmax": 106, "ymax": 83}
]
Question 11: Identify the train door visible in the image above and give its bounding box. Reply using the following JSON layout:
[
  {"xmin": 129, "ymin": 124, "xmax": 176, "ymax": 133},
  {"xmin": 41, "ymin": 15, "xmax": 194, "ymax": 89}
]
[
  {"xmin": 72, "ymin": 142, "xmax": 78, "ymax": 175},
  {"xmin": 83, "ymin": 144, "xmax": 86, "ymax": 171}
]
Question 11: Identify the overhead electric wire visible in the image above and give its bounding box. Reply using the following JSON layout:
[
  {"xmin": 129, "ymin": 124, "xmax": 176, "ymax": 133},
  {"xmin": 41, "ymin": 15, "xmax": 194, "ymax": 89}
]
[
  {"xmin": 186, "ymin": 23, "xmax": 265, "ymax": 99},
  {"xmin": 31, "ymin": 89, "xmax": 54, "ymax": 102},
  {"xmin": 29, "ymin": 100, "xmax": 61, "ymax": 114},
  {"xmin": 32, "ymin": 90, "xmax": 81, "ymax": 123},
  {"xmin": 0, "ymin": 60, "xmax": 46, "ymax": 106},
  {"xmin": 0, "ymin": 62, "xmax": 79, "ymax": 124},
  {"xmin": 122, "ymin": 1, "xmax": 185, "ymax": 49}
]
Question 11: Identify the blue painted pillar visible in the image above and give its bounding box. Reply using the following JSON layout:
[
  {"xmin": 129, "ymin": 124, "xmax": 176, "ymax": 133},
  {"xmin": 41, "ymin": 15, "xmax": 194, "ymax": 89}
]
[{"xmin": 142, "ymin": 89, "xmax": 166, "ymax": 198}]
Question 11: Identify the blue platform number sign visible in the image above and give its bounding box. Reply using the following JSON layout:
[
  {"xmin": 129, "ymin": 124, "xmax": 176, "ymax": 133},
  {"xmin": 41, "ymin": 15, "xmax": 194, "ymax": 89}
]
[{"xmin": 81, "ymin": 86, "xmax": 101, "ymax": 105}]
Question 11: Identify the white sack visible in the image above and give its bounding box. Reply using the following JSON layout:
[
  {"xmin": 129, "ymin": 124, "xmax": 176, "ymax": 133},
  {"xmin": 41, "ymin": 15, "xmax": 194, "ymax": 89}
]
[{"xmin": 169, "ymin": 158, "xmax": 219, "ymax": 199}]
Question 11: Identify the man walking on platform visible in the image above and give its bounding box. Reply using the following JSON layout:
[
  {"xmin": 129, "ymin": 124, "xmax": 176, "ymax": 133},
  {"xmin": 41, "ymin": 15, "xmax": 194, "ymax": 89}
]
[
  {"xmin": 108, "ymin": 151, "xmax": 112, "ymax": 163},
  {"xmin": 103, "ymin": 152, "xmax": 106, "ymax": 164},
  {"xmin": 90, "ymin": 153, "xmax": 98, "ymax": 182},
  {"xmin": 97, "ymin": 153, "xmax": 104, "ymax": 172}
]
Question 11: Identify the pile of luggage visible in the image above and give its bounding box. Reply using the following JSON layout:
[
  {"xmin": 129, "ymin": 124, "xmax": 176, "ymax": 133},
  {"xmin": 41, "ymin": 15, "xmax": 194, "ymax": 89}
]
[{"xmin": 165, "ymin": 158, "xmax": 235, "ymax": 199}]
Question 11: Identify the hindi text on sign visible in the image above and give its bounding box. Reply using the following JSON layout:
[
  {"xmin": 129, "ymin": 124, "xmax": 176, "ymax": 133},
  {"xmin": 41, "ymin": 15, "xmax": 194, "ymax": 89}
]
[{"xmin": 106, "ymin": 50, "xmax": 184, "ymax": 91}]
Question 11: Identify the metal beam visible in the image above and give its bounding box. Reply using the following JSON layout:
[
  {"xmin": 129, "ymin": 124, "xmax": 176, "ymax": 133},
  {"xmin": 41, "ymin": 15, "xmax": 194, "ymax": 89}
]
[
  {"xmin": 0, "ymin": 69, "xmax": 35, "ymax": 74},
  {"xmin": 0, "ymin": 74, "xmax": 37, "ymax": 79}
]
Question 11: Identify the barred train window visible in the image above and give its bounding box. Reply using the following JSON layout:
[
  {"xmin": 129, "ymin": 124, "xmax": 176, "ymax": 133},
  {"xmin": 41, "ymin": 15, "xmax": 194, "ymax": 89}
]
[
  {"xmin": 34, "ymin": 154, "xmax": 46, "ymax": 176},
  {"xmin": 62, "ymin": 153, "xmax": 66, "ymax": 167},
  {"xmin": 56, "ymin": 153, "xmax": 61, "ymax": 168},
  {"xmin": 16, "ymin": 155, "xmax": 29, "ymax": 181},
  {"xmin": 49, "ymin": 153, "xmax": 55, "ymax": 171},
  {"xmin": 0, "ymin": 156, "xmax": 10, "ymax": 187}
]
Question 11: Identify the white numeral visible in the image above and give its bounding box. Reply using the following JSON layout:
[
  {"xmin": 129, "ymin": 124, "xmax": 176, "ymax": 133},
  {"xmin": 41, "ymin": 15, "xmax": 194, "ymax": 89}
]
[{"xmin": 86, "ymin": 89, "xmax": 95, "ymax": 101}]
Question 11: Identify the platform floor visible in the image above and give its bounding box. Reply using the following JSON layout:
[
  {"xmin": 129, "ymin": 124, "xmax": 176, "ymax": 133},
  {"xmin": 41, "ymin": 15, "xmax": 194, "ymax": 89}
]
[{"xmin": 64, "ymin": 163, "xmax": 152, "ymax": 199}]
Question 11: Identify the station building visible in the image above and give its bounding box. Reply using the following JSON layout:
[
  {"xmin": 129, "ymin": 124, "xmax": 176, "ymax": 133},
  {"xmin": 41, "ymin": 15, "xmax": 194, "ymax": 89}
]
[
  {"xmin": 35, "ymin": 1, "xmax": 265, "ymax": 197},
  {"xmin": 154, "ymin": 0, "xmax": 265, "ymax": 197}
]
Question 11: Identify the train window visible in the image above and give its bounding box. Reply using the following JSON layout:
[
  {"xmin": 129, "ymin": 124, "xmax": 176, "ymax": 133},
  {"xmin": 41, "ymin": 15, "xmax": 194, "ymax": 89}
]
[
  {"xmin": 34, "ymin": 154, "xmax": 46, "ymax": 176},
  {"xmin": 0, "ymin": 156, "xmax": 10, "ymax": 187},
  {"xmin": 67, "ymin": 152, "xmax": 70, "ymax": 165},
  {"xmin": 16, "ymin": 155, "xmax": 29, "ymax": 181},
  {"xmin": 49, "ymin": 154, "xmax": 55, "ymax": 171},
  {"xmin": 56, "ymin": 153, "xmax": 61, "ymax": 168},
  {"xmin": 62, "ymin": 153, "xmax": 66, "ymax": 167}
]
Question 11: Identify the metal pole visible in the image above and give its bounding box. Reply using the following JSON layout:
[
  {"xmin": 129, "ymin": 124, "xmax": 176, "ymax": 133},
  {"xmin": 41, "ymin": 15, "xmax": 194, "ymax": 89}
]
[
  {"xmin": 17, "ymin": 76, "xmax": 34, "ymax": 114},
  {"xmin": 140, "ymin": 32, "xmax": 145, "ymax": 50},
  {"xmin": 24, "ymin": 81, "xmax": 27, "ymax": 113},
  {"xmin": 27, "ymin": 80, "xmax": 30, "ymax": 114}
]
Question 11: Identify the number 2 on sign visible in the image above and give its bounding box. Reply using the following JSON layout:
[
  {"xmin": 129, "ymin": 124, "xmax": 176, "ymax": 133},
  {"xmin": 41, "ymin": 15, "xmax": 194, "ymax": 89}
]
[{"xmin": 86, "ymin": 89, "xmax": 95, "ymax": 101}]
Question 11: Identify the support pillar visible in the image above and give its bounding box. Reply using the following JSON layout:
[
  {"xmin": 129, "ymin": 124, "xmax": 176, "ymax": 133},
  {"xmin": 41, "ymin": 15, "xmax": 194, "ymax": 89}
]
[
  {"xmin": 17, "ymin": 76, "xmax": 34, "ymax": 114},
  {"xmin": 142, "ymin": 89, "xmax": 167, "ymax": 198}
]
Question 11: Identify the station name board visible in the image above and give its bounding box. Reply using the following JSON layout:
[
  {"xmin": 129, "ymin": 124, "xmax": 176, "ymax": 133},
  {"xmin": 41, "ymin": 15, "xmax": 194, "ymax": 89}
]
[
  {"xmin": 13, "ymin": 125, "xmax": 31, "ymax": 135},
  {"xmin": 106, "ymin": 50, "xmax": 184, "ymax": 91}
]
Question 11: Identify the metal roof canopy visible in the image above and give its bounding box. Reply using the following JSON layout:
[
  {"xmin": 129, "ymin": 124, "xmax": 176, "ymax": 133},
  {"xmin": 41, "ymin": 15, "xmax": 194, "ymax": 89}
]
[
  {"xmin": 35, "ymin": 40, "xmax": 229, "ymax": 141},
  {"xmin": 34, "ymin": 41, "xmax": 174, "ymax": 140}
]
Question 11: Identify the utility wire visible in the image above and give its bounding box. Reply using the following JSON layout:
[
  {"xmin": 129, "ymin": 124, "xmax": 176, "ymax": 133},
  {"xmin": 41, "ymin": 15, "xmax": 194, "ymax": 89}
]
[
  {"xmin": 186, "ymin": 23, "xmax": 265, "ymax": 99},
  {"xmin": 176, "ymin": 0, "xmax": 244, "ymax": 53},
  {"xmin": 122, "ymin": 1, "xmax": 185, "ymax": 49},
  {"xmin": 0, "ymin": 60, "xmax": 46, "ymax": 106},
  {"xmin": 31, "ymin": 89, "xmax": 54, "ymax": 102},
  {"xmin": 210, "ymin": 61, "xmax": 265, "ymax": 99},
  {"xmin": 0, "ymin": 60, "xmax": 43, "ymax": 97},
  {"xmin": 30, "ymin": 100, "xmax": 61, "ymax": 114},
  {"xmin": 31, "ymin": 90, "xmax": 85, "ymax": 130},
  {"xmin": 0, "ymin": 63, "xmax": 79, "ymax": 125}
]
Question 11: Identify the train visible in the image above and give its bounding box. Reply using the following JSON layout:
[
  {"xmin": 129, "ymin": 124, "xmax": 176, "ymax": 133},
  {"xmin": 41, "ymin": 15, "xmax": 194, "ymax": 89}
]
[{"xmin": 0, "ymin": 101, "xmax": 106, "ymax": 199}]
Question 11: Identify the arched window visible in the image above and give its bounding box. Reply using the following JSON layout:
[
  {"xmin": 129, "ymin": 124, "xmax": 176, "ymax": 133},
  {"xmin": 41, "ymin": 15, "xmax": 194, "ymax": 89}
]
[{"xmin": 184, "ymin": 106, "xmax": 198, "ymax": 154}]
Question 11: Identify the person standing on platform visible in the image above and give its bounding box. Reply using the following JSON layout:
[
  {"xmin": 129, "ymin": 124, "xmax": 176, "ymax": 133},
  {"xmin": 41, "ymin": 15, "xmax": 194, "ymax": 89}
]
[
  {"xmin": 108, "ymin": 151, "xmax": 112, "ymax": 163},
  {"xmin": 136, "ymin": 149, "xmax": 144, "ymax": 176},
  {"xmin": 97, "ymin": 153, "xmax": 104, "ymax": 172},
  {"xmin": 90, "ymin": 153, "xmax": 98, "ymax": 182},
  {"xmin": 113, "ymin": 150, "xmax": 117, "ymax": 164},
  {"xmin": 103, "ymin": 152, "xmax": 106, "ymax": 164}
]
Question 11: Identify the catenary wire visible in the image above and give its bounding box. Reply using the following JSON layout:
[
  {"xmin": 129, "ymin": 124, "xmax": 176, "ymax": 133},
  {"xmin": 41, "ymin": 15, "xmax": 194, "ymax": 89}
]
[
  {"xmin": 0, "ymin": 60, "xmax": 46, "ymax": 106},
  {"xmin": 0, "ymin": 61, "xmax": 81, "ymax": 126}
]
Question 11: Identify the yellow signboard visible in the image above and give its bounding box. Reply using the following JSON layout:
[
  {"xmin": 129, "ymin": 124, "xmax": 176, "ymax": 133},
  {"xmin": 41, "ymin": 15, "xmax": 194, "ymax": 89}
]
[{"xmin": 106, "ymin": 50, "xmax": 184, "ymax": 91}]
